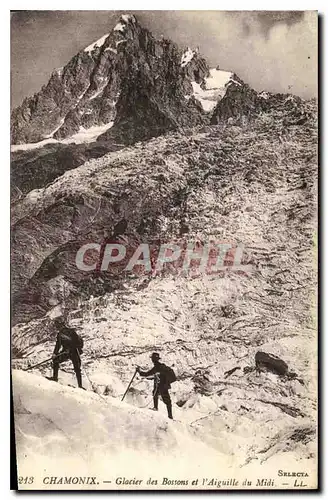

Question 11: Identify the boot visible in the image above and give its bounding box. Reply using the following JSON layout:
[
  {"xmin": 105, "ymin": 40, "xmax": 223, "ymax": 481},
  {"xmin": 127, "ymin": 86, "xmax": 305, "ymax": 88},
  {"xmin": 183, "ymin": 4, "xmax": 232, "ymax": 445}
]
[
  {"xmin": 76, "ymin": 371, "xmax": 83, "ymax": 389},
  {"xmin": 52, "ymin": 363, "xmax": 59, "ymax": 382},
  {"xmin": 167, "ymin": 403, "xmax": 173, "ymax": 420}
]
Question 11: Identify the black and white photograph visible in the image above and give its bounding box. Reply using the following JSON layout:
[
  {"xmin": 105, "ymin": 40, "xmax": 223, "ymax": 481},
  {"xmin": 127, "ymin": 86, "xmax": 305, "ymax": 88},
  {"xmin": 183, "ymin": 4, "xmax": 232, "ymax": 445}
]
[{"xmin": 10, "ymin": 9, "xmax": 318, "ymax": 490}]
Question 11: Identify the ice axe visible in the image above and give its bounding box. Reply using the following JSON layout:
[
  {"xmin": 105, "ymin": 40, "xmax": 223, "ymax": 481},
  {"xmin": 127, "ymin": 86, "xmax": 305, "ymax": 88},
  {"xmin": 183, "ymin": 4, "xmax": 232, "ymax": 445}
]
[
  {"xmin": 121, "ymin": 368, "xmax": 138, "ymax": 401},
  {"xmin": 22, "ymin": 353, "xmax": 62, "ymax": 371}
]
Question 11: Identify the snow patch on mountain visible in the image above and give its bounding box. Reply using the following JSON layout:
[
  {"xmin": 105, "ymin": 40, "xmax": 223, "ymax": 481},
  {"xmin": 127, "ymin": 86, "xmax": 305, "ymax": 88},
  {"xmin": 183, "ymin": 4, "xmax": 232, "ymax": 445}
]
[
  {"xmin": 43, "ymin": 118, "xmax": 65, "ymax": 139},
  {"xmin": 77, "ymin": 86, "xmax": 90, "ymax": 102},
  {"xmin": 189, "ymin": 69, "xmax": 234, "ymax": 112},
  {"xmin": 227, "ymin": 78, "xmax": 242, "ymax": 88},
  {"xmin": 11, "ymin": 122, "xmax": 114, "ymax": 152},
  {"xmin": 114, "ymin": 22, "xmax": 125, "ymax": 32},
  {"xmin": 84, "ymin": 34, "xmax": 109, "ymax": 54},
  {"xmin": 11, "ymin": 138, "xmax": 59, "ymax": 151},
  {"xmin": 104, "ymin": 47, "xmax": 118, "ymax": 54},
  {"xmin": 89, "ymin": 84, "xmax": 108, "ymax": 100},
  {"xmin": 207, "ymin": 69, "xmax": 233, "ymax": 89},
  {"xmin": 65, "ymin": 122, "xmax": 114, "ymax": 143},
  {"xmin": 181, "ymin": 47, "xmax": 195, "ymax": 67}
]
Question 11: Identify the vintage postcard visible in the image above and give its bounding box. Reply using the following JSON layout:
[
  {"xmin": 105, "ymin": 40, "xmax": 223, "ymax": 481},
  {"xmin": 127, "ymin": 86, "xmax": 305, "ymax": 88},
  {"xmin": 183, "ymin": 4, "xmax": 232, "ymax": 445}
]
[{"xmin": 11, "ymin": 10, "xmax": 318, "ymax": 490}]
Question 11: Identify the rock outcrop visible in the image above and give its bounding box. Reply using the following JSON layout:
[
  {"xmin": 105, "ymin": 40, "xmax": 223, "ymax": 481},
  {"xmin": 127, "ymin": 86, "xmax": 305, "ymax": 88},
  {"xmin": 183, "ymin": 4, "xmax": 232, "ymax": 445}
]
[
  {"xmin": 255, "ymin": 351, "xmax": 289, "ymax": 376},
  {"xmin": 211, "ymin": 76, "xmax": 260, "ymax": 123}
]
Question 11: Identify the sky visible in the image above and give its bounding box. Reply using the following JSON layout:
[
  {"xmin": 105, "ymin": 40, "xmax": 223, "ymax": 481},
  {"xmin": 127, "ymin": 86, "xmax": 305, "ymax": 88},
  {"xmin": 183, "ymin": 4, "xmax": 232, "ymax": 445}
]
[{"xmin": 11, "ymin": 10, "xmax": 317, "ymax": 108}]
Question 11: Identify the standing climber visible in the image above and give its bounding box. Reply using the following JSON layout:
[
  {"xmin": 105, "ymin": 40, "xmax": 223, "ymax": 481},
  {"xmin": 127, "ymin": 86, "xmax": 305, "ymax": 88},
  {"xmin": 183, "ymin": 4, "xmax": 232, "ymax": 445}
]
[
  {"xmin": 48, "ymin": 317, "xmax": 84, "ymax": 389},
  {"xmin": 137, "ymin": 352, "xmax": 175, "ymax": 419}
]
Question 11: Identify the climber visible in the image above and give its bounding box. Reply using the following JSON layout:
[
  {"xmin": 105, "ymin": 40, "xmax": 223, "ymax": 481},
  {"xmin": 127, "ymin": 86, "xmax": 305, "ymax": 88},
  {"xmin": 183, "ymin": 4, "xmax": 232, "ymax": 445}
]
[
  {"xmin": 136, "ymin": 352, "xmax": 174, "ymax": 419},
  {"xmin": 47, "ymin": 317, "xmax": 84, "ymax": 389}
]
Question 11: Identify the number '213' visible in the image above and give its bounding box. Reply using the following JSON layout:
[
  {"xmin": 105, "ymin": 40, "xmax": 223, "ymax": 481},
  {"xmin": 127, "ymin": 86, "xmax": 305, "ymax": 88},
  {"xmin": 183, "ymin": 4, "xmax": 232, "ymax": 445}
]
[{"xmin": 18, "ymin": 476, "xmax": 34, "ymax": 485}]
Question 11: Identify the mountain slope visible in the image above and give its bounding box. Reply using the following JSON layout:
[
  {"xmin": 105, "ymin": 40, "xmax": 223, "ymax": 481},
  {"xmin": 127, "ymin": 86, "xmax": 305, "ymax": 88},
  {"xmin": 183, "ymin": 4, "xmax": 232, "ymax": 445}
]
[
  {"xmin": 11, "ymin": 98, "xmax": 317, "ymax": 325},
  {"xmin": 11, "ymin": 106, "xmax": 318, "ymax": 445},
  {"xmin": 11, "ymin": 13, "xmax": 315, "ymax": 207}
]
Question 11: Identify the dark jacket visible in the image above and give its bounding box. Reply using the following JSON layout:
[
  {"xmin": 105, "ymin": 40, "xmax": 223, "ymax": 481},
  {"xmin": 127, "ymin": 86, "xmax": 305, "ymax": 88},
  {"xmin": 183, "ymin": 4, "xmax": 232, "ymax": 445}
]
[
  {"xmin": 139, "ymin": 361, "xmax": 171, "ymax": 389},
  {"xmin": 54, "ymin": 327, "xmax": 81, "ymax": 356}
]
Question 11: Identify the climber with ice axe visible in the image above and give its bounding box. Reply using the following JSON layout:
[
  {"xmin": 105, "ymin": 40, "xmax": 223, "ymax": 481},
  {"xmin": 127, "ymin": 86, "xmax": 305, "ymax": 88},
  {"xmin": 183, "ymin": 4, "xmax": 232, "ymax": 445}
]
[
  {"xmin": 47, "ymin": 317, "xmax": 85, "ymax": 389},
  {"xmin": 23, "ymin": 318, "xmax": 84, "ymax": 389},
  {"xmin": 136, "ymin": 352, "xmax": 175, "ymax": 420}
]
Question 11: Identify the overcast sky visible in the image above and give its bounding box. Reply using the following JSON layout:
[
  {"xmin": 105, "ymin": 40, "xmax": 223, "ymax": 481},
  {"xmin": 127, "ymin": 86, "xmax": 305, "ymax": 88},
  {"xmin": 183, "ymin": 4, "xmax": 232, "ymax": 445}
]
[{"xmin": 11, "ymin": 10, "xmax": 317, "ymax": 108}]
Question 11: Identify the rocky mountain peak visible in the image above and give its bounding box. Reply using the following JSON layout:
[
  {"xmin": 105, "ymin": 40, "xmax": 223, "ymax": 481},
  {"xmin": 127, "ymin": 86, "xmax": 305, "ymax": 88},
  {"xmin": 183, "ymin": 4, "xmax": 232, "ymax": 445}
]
[
  {"xmin": 114, "ymin": 13, "xmax": 139, "ymax": 33},
  {"xmin": 10, "ymin": 14, "xmax": 234, "ymax": 146},
  {"xmin": 12, "ymin": 14, "xmax": 308, "ymax": 151},
  {"xmin": 83, "ymin": 13, "xmax": 141, "ymax": 54}
]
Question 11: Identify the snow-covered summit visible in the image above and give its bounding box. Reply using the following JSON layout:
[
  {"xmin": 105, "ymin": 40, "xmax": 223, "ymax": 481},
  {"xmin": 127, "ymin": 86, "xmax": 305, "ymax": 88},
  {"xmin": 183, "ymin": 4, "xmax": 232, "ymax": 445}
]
[
  {"xmin": 114, "ymin": 14, "xmax": 137, "ymax": 32},
  {"xmin": 85, "ymin": 15, "xmax": 136, "ymax": 52}
]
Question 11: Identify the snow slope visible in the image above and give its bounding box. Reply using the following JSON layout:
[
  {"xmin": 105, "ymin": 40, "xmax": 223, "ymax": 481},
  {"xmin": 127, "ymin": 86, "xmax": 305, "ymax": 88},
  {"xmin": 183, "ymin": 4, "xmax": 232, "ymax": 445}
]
[
  {"xmin": 13, "ymin": 367, "xmax": 317, "ymax": 490},
  {"xmin": 13, "ymin": 370, "xmax": 233, "ymax": 490}
]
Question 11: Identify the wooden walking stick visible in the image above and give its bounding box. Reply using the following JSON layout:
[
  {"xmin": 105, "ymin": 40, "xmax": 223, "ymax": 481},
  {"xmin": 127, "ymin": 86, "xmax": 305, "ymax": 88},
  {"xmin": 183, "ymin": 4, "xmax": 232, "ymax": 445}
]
[{"xmin": 121, "ymin": 369, "xmax": 138, "ymax": 401}]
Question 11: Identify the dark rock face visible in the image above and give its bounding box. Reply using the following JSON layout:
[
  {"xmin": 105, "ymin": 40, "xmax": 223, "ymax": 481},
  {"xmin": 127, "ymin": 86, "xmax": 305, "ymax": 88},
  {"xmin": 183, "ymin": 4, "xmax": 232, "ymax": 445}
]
[
  {"xmin": 11, "ymin": 142, "xmax": 119, "ymax": 202},
  {"xmin": 211, "ymin": 76, "xmax": 314, "ymax": 126},
  {"xmin": 211, "ymin": 75, "xmax": 261, "ymax": 123},
  {"xmin": 255, "ymin": 351, "xmax": 289, "ymax": 376},
  {"xmin": 11, "ymin": 14, "xmax": 209, "ymax": 145}
]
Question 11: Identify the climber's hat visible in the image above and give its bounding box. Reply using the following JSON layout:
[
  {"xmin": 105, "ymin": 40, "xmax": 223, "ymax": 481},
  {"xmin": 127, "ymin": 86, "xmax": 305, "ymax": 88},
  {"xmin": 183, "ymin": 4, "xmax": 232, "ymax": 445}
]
[{"xmin": 150, "ymin": 352, "xmax": 160, "ymax": 361}]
